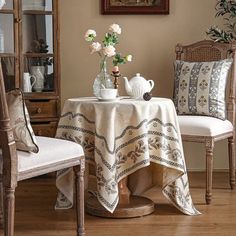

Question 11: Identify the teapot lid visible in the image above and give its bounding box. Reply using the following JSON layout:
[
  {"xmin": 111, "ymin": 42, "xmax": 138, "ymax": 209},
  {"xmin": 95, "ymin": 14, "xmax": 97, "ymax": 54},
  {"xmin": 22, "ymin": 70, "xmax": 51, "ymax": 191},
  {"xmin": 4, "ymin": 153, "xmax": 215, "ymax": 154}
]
[{"xmin": 132, "ymin": 73, "xmax": 145, "ymax": 79}]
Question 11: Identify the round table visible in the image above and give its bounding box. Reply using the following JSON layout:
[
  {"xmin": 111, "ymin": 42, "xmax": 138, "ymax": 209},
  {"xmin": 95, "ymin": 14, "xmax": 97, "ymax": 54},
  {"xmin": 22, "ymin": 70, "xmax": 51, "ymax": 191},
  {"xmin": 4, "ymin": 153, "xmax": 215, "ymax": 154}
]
[{"xmin": 55, "ymin": 97, "xmax": 200, "ymax": 217}]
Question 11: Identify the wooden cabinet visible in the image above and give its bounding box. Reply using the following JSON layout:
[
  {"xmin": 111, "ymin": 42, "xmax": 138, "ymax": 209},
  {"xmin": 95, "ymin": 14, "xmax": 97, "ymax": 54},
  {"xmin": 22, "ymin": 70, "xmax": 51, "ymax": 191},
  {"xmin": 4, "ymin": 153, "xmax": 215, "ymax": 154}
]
[{"xmin": 0, "ymin": 0, "xmax": 60, "ymax": 137}]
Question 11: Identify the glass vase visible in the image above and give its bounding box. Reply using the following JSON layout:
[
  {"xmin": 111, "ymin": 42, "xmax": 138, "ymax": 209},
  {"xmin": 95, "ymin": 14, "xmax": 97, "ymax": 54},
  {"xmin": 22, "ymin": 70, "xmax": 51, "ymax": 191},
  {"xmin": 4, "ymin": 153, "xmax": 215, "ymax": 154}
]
[{"xmin": 93, "ymin": 60, "xmax": 114, "ymax": 98}]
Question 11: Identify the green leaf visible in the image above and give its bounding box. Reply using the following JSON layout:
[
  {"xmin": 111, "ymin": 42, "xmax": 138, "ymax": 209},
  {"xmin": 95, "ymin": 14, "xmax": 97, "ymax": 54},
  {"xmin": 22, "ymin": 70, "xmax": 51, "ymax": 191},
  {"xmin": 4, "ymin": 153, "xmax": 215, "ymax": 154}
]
[{"xmin": 207, "ymin": 0, "xmax": 236, "ymax": 42}]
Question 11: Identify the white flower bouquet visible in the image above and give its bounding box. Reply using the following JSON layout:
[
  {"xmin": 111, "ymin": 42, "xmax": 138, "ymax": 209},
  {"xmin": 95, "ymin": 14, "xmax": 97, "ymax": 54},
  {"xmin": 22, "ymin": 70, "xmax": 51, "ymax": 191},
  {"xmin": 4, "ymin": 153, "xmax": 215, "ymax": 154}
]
[{"xmin": 84, "ymin": 23, "xmax": 132, "ymax": 71}]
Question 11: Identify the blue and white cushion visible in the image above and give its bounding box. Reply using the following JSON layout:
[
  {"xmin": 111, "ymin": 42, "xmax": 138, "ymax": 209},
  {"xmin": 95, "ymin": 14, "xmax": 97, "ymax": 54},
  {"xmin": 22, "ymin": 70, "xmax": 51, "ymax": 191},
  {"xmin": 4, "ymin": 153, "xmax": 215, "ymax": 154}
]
[{"xmin": 173, "ymin": 59, "xmax": 232, "ymax": 120}]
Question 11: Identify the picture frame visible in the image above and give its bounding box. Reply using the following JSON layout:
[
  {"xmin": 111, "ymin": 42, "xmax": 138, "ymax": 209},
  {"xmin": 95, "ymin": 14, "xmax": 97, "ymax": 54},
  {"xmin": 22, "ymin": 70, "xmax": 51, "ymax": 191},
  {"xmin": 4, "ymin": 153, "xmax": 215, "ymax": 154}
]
[{"xmin": 101, "ymin": 0, "xmax": 169, "ymax": 15}]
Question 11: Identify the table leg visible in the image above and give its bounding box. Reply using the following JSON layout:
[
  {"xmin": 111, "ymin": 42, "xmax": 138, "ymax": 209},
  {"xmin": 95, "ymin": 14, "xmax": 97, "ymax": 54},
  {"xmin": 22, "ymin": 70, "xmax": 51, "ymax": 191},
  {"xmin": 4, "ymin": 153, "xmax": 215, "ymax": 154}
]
[
  {"xmin": 86, "ymin": 176, "xmax": 155, "ymax": 218},
  {"xmin": 118, "ymin": 177, "xmax": 130, "ymax": 205}
]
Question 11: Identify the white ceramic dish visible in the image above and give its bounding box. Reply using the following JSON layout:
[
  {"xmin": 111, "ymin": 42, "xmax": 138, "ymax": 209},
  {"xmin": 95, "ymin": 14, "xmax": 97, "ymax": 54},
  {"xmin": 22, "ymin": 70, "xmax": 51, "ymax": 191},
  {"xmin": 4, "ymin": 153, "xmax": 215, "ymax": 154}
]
[{"xmin": 97, "ymin": 97, "xmax": 120, "ymax": 102}]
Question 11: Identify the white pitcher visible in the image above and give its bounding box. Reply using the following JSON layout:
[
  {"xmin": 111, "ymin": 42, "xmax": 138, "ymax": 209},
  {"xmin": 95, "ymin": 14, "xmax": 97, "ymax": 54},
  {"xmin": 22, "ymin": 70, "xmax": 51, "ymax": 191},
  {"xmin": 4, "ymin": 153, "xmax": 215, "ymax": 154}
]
[
  {"xmin": 31, "ymin": 66, "xmax": 45, "ymax": 92},
  {"xmin": 23, "ymin": 72, "xmax": 36, "ymax": 93}
]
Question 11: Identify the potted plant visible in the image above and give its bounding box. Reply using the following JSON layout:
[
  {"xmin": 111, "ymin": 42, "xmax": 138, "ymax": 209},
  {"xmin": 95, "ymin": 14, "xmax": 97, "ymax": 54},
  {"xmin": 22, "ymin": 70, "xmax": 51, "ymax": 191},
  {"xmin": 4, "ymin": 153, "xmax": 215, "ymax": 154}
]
[{"xmin": 207, "ymin": 0, "xmax": 236, "ymax": 42}]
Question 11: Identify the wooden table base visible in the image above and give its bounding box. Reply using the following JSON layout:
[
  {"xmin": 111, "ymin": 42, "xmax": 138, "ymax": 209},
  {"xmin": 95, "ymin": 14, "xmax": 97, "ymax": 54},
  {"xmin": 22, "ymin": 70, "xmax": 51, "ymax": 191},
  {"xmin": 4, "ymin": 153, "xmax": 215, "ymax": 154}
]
[{"xmin": 85, "ymin": 195, "xmax": 155, "ymax": 218}]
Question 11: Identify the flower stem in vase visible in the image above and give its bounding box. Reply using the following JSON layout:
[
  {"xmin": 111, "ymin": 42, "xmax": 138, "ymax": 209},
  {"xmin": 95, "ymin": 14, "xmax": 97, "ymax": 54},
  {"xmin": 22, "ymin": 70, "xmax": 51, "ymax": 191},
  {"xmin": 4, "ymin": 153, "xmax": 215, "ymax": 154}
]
[
  {"xmin": 99, "ymin": 57, "xmax": 107, "ymax": 86},
  {"xmin": 93, "ymin": 59, "xmax": 113, "ymax": 98}
]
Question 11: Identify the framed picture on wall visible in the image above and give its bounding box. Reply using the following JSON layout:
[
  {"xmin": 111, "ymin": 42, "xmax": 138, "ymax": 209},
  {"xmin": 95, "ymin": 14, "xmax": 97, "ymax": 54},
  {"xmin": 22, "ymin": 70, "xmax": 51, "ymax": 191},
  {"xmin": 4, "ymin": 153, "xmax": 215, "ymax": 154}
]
[{"xmin": 101, "ymin": 0, "xmax": 169, "ymax": 15}]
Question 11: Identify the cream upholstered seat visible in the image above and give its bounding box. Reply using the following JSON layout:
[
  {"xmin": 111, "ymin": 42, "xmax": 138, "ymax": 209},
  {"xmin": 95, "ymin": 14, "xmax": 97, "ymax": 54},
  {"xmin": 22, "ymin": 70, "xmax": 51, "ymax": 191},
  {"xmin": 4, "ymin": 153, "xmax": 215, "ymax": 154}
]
[
  {"xmin": 0, "ymin": 61, "xmax": 85, "ymax": 236},
  {"xmin": 174, "ymin": 40, "xmax": 236, "ymax": 204},
  {"xmin": 1, "ymin": 136, "xmax": 84, "ymax": 174},
  {"xmin": 178, "ymin": 116, "xmax": 233, "ymax": 137}
]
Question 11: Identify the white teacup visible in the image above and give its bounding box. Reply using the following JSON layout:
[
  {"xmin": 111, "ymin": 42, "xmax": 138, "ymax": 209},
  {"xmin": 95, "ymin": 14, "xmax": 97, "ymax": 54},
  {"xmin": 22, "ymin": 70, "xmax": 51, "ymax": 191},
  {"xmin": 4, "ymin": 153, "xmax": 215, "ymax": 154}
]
[{"xmin": 100, "ymin": 88, "xmax": 117, "ymax": 100}]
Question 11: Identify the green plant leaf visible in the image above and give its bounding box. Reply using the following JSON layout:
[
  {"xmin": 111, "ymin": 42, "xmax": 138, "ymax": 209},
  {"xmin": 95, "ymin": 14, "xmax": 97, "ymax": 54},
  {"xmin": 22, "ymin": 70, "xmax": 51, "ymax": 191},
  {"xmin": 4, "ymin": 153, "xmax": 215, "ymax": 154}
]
[{"xmin": 207, "ymin": 0, "xmax": 236, "ymax": 42}]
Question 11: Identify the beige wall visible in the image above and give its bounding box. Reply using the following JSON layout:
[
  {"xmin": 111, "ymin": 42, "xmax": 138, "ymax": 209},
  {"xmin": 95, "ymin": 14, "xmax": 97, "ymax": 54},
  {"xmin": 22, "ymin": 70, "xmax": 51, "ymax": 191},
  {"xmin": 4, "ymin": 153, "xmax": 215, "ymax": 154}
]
[{"xmin": 59, "ymin": 0, "xmax": 228, "ymax": 170}]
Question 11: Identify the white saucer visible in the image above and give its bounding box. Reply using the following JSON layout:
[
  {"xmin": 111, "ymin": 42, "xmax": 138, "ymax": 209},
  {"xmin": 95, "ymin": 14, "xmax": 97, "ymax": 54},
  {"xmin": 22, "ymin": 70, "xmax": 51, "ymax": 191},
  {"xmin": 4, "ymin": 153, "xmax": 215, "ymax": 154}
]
[{"xmin": 97, "ymin": 97, "xmax": 120, "ymax": 102}]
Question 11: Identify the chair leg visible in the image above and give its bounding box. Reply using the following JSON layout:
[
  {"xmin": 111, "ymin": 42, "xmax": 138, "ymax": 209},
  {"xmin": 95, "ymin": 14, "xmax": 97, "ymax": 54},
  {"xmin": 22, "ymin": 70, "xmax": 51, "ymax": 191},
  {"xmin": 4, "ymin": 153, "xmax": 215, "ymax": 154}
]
[
  {"xmin": 0, "ymin": 176, "xmax": 3, "ymax": 228},
  {"xmin": 205, "ymin": 139, "xmax": 214, "ymax": 205},
  {"xmin": 4, "ymin": 186, "xmax": 16, "ymax": 236},
  {"xmin": 73, "ymin": 157, "xmax": 85, "ymax": 236},
  {"xmin": 228, "ymin": 136, "xmax": 235, "ymax": 189}
]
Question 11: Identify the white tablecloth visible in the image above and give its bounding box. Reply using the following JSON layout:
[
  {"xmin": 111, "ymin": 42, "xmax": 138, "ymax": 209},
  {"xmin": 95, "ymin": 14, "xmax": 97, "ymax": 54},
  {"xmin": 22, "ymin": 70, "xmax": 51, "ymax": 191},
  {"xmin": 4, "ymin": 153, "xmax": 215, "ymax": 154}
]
[{"xmin": 55, "ymin": 97, "xmax": 200, "ymax": 215}]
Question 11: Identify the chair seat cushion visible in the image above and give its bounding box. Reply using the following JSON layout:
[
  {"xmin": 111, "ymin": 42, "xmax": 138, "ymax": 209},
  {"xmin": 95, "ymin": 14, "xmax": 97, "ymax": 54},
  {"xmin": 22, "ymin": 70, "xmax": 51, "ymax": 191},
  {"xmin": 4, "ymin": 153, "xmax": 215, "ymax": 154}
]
[
  {"xmin": 0, "ymin": 136, "xmax": 84, "ymax": 173},
  {"xmin": 178, "ymin": 115, "xmax": 233, "ymax": 137}
]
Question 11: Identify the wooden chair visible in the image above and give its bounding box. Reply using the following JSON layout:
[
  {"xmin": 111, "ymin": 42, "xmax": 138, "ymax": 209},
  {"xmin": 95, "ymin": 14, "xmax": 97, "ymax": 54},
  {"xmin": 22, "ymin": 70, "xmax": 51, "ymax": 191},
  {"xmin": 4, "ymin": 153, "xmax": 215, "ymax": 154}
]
[
  {"xmin": 175, "ymin": 40, "xmax": 236, "ymax": 204},
  {"xmin": 0, "ymin": 62, "xmax": 85, "ymax": 235}
]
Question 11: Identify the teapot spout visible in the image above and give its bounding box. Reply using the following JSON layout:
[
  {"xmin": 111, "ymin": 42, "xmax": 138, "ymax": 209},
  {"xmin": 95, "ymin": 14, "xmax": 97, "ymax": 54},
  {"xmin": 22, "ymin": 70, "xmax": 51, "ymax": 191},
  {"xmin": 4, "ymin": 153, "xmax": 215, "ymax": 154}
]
[{"xmin": 123, "ymin": 77, "xmax": 132, "ymax": 96}]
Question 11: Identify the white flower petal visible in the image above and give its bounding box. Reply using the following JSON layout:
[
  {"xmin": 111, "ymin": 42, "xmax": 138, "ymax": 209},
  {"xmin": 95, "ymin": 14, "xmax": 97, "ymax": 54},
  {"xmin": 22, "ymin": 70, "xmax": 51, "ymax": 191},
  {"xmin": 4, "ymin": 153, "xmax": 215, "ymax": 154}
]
[
  {"xmin": 126, "ymin": 55, "xmax": 132, "ymax": 62},
  {"xmin": 109, "ymin": 24, "xmax": 121, "ymax": 34},
  {"xmin": 103, "ymin": 45, "xmax": 116, "ymax": 57},
  {"xmin": 84, "ymin": 29, "xmax": 96, "ymax": 41},
  {"xmin": 89, "ymin": 42, "xmax": 102, "ymax": 54}
]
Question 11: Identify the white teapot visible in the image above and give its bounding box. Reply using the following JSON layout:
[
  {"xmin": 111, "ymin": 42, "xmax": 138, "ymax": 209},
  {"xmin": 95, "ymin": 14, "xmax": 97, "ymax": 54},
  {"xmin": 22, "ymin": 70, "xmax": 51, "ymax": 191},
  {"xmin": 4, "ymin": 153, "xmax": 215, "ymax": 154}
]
[{"xmin": 123, "ymin": 73, "xmax": 154, "ymax": 99}]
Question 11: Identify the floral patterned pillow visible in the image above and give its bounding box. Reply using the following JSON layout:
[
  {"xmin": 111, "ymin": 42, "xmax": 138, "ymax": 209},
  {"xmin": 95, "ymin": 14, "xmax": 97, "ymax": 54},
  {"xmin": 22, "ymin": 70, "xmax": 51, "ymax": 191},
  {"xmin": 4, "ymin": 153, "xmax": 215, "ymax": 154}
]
[
  {"xmin": 173, "ymin": 59, "xmax": 233, "ymax": 120},
  {"xmin": 7, "ymin": 89, "xmax": 39, "ymax": 153}
]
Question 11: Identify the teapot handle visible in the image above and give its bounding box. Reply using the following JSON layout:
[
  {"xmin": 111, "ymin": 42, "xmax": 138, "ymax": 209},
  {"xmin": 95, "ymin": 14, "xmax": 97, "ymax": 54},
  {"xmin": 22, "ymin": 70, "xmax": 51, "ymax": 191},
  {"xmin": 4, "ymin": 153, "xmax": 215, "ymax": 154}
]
[{"xmin": 148, "ymin": 80, "xmax": 155, "ymax": 90}]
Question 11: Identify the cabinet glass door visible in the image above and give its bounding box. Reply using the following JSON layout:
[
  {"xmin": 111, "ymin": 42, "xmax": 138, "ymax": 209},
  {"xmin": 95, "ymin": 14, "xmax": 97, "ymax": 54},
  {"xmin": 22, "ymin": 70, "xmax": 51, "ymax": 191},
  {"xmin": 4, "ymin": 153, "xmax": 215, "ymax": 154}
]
[
  {"xmin": 0, "ymin": 57, "xmax": 16, "ymax": 90},
  {"xmin": 22, "ymin": 0, "xmax": 52, "ymax": 11},
  {"xmin": 0, "ymin": 14, "xmax": 14, "ymax": 53},
  {"xmin": 0, "ymin": 1, "xmax": 17, "ymax": 90},
  {"xmin": 1, "ymin": 0, "xmax": 13, "ymax": 9},
  {"xmin": 22, "ymin": 15, "xmax": 53, "ymax": 54},
  {"xmin": 22, "ymin": 0, "xmax": 55, "ymax": 93}
]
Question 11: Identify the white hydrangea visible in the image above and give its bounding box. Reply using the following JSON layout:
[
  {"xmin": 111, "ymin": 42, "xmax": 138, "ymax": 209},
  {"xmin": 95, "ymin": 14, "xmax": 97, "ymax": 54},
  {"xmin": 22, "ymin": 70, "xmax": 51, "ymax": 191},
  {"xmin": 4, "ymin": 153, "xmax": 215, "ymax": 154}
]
[
  {"xmin": 109, "ymin": 24, "xmax": 121, "ymax": 34},
  {"xmin": 89, "ymin": 42, "xmax": 102, "ymax": 54},
  {"xmin": 126, "ymin": 55, "xmax": 132, "ymax": 62},
  {"xmin": 84, "ymin": 29, "xmax": 96, "ymax": 42},
  {"xmin": 103, "ymin": 45, "xmax": 116, "ymax": 57}
]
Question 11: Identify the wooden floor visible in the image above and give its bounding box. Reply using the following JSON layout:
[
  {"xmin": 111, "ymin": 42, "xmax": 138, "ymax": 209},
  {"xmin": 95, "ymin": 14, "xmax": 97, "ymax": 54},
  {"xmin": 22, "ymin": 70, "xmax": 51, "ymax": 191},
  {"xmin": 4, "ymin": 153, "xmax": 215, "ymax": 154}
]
[{"xmin": 1, "ymin": 172, "xmax": 236, "ymax": 236}]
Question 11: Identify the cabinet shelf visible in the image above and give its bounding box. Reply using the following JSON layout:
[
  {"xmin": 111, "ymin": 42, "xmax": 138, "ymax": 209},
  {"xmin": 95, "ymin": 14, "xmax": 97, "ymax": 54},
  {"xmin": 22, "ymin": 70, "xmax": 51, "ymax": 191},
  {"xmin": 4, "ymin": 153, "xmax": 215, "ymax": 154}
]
[
  {"xmin": 24, "ymin": 93, "xmax": 59, "ymax": 99},
  {"xmin": 0, "ymin": 53, "xmax": 17, "ymax": 57},
  {"xmin": 0, "ymin": 9, "xmax": 15, "ymax": 14},
  {"xmin": 23, "ymin": 10, "xmax": 53, "ymax": 15},
  {"xmin": 24, "ymin": 53, "xmax": 54, "ymax": 58}
]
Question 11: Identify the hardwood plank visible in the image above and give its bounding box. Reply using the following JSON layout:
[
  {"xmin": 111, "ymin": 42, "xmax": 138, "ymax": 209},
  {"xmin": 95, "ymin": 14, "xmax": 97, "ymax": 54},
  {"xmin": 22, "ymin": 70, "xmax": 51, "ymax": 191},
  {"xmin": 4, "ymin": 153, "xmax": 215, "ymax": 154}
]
[{"xmin": 1, "ymin": 172, "xmax": 236, "ymax": 236}]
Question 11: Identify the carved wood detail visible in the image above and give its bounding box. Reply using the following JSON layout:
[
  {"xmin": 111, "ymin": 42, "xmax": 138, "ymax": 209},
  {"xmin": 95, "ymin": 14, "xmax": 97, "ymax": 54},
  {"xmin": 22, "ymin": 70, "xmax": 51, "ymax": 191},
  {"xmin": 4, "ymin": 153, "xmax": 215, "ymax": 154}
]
[{"xmin": 74, "ymin": 161, "xmax": 85, "ymax": 236}]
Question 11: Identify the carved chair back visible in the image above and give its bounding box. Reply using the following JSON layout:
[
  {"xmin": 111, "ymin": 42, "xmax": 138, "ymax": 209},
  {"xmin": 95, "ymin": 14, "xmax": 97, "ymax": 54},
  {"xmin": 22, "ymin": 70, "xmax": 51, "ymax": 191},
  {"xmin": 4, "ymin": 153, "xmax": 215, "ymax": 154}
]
[
  {"xmin": 175, "ymin": 40, "xmax": 236, "ymax": 126},
  {"xmin": 0, "ymin": 61, "xmax": 18, "ymax": 189}
]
